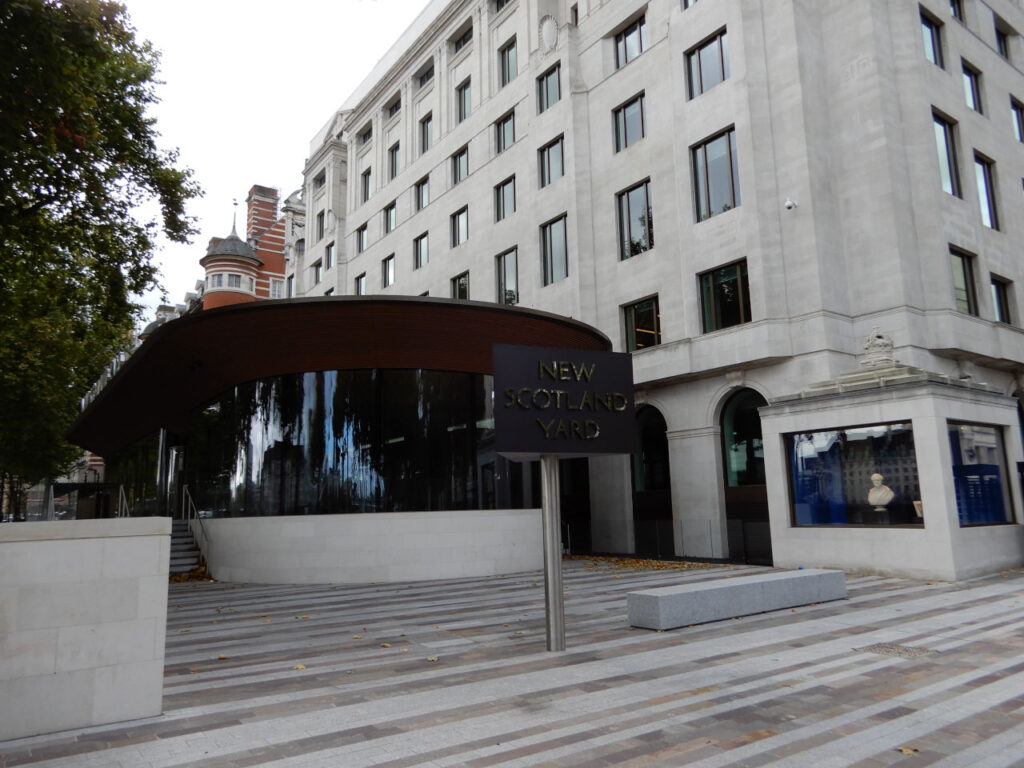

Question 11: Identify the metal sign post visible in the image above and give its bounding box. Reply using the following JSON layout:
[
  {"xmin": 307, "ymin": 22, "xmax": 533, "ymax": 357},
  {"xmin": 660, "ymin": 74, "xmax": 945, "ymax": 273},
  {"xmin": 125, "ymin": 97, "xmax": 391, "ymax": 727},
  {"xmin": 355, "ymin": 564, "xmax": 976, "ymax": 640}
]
[
  {"xmin": 492, "ymin": 344, "xmax": 635, "ymax": 653},
  {"xmin": 540, "ymin": 454, "xmax": 565, "ymax": 651}
]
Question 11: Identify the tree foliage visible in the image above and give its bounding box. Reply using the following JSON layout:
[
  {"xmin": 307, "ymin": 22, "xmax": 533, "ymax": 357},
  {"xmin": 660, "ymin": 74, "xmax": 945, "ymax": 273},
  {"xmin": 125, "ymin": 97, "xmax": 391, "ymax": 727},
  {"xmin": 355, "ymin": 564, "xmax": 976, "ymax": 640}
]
[{"xmin": 0, "ymin": 0, "xmax": 199, "ymax": 484}]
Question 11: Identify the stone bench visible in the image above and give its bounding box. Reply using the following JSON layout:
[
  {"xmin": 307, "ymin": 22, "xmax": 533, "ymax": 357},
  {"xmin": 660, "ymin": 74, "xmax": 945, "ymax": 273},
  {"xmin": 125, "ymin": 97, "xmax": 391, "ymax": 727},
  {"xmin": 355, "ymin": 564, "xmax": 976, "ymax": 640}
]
[{"xmin": 627, "ymin": 568, "xmax": 847, "ymax": 631}]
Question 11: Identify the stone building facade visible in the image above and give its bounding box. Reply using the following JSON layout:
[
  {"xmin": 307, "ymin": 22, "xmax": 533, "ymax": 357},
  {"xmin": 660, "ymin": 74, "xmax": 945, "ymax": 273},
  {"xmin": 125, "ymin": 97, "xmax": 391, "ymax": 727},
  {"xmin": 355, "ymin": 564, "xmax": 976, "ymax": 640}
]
[{"xmin": 285, "ymin": 0, "xmax": 1024, "ymax": 578}]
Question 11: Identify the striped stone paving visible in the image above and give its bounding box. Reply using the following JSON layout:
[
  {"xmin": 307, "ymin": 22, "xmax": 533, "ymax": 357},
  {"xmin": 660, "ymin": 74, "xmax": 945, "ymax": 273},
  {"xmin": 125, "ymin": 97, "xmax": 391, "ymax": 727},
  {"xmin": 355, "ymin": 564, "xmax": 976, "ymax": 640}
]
[{"xmin": 3, "ymin": 560, "xmax": 1024, "ymax": 767}]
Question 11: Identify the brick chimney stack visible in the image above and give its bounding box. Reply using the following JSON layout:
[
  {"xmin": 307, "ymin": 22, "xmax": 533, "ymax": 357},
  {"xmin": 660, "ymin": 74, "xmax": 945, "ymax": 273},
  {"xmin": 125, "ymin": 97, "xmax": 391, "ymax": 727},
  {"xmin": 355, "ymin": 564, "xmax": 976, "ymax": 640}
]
[{"xmin": 246, "ymin": 185, "xmax": 279, "ymax": 242}]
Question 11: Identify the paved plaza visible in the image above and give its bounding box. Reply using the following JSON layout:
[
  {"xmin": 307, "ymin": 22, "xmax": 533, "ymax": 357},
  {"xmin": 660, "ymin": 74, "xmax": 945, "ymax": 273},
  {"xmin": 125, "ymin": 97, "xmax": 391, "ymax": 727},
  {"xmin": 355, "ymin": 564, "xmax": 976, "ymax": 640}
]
[{"xmin": 3, "ymin": 560, "xmax": 1024, "ymax": 767}]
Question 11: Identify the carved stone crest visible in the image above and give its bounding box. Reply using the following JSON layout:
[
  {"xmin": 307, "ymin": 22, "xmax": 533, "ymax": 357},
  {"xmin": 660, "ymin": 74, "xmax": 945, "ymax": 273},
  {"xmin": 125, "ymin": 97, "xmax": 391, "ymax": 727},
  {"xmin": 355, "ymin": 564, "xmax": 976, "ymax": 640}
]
[{"xmin": 860, "ymin": 327, "xmax": 895, "ymax": 368}]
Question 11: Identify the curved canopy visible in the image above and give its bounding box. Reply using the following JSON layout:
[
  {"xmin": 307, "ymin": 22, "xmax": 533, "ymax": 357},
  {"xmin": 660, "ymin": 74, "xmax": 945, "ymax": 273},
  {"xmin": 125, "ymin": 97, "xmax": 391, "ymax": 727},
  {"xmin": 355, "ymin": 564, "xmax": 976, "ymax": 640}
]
[{"xmin": 69, "ymin": 297, "xmax": 611, "ymax": 456}]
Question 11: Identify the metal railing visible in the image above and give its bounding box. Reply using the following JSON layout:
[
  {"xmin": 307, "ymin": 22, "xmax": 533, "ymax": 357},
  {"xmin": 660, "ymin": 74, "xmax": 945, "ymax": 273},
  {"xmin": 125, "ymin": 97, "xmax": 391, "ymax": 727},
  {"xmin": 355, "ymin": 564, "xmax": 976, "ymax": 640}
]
[
  {"xmin": 181, "ymin": 484, "xmax": 209, "ymax": 546},
  {"xmin": 116, "ymin": 485, "xmax": 132, "ymax": 518}
]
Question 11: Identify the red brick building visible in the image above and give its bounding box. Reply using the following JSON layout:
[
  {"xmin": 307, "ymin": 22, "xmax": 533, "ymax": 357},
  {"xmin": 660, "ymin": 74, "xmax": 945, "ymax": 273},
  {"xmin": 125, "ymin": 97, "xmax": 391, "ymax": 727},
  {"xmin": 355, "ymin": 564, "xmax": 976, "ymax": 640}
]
[{"xmin": 200, "ymin": 185, "xmax": 303, "ymax": 309}]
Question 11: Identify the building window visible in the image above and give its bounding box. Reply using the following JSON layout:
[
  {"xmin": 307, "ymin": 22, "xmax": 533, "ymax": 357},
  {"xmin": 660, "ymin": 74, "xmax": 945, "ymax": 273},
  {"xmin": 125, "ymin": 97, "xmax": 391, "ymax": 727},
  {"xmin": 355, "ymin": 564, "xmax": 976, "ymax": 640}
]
[
  {"xmin": 227, "ymin": 273, "xmax": 241, "ymax": 288},
  {"xmin": 415, "ymin": 176, "xmax": 430, "ymax": 210},
  {"xmin": 414, "ymin": 233, "xmax": 428, "ymax": 269},
  {"xmin": 614, "ymin": 93, "xmax": 645, "ymax": 152},
  {"xmin": 692, "ymin": 127, "xmax": 740, "ymax": 221},
  {"xmin": 615, "ymin": 16, "xmax": 647, "ymax": 68},
  {"xmin": 991, "ymin": 276, "xmax": 1012, "ymax": 323},
  {"xmin": 316, "ymin": 210, "xmax": 325, "ymax": 240},
  {"xmin": 420, "ymin": 113, "xmax": 433, "ymax": 153},
  {"xmin": 208, "ymin": 273, "xmax": 223, "ymax": 288},
  {"xmin": 496, "ymin": 0, "xmax": 511, "ymax": 11},
  {"xmin": 495, "ymin": 176, "xmax": 516, "ymax": 221},
  {"xmin": 962, "ymin": 61, "xmax": 983, "ymax": 113},
  {"xmin": 570, "ymin": 3, "xmax": 578, "ymax": 25},
  {"xmin": 950, "ymin": 0, "xmax": 963, "ymax": 21},
  {"xmin": 354, "ymin": 272, "xmax": 366, "ymax": 296},
  {"xmin": 497, "ymin": 248, "xmax": 518, "ymax": 305},
  {"xmin": 950, "ymin": 247, "xmax": 978, "ymax": 315},
  {"xmin": 495, "ymin": 111, "xmax": 515, "ymax": 153},
  {"xmin": 324, "ymin": 241, "xmax": 334, "ymax": 269},
  {"xmin": 452, "ymin": 24, "xmax": 472, "ymax": 53},
  {"xmin": 1012, "ymin": 99, "xmax": 1024, "ymax": 141},
  {"xmin": 922, "ymin": 11, "xmax": 944, "ymax": 67},
  {"xmin": 383, "ymin": 202, "xmax": 396, "ymax": 234},
  {"xmin": 539, "ymin": 136, "xmax": 564, "ymax": 187},
  {"xmin": 617, "ymin": 179, "xmax": 653, "ymax": 259},
  {"xmin": 452, "ymin": 146, "xmax": 469, "ymax": 184},
  {"xmin": 790, "ymin": 422, "xmax": 921, "ymax": 526},
  {"xmin": 312, "ymin": 261, "xmax": 322, "ymax": 285},
  {"xmin": 386, "ymin": 96, "xmax": 401, "ymax": 119},
  {"xmin": 537, "ymin": 64, "xmax": 560, "ymax": 113},
  {"xmin": 624, "ymin": 296, "xmax": 660, "ymax": 351},
  {"xmin": 687, "ymin": 29, "xmax": 730, "ymax": 98},
  {"xmin": 683, "ymin": 0, "xmax": 699, "ymax": 8},
  {"xmin": 382, "ymin": 254, "xmax": 395, "ymax": 288},
  {"xmin": 417, "ymin": 62, "xmax": 434, "ymax": 88},
  {"xmin": 451, "ymin": 271, "xmax": 469, "ymax": 300},
  {"xmin": 700, "ymin": 259, "xmax": 751, "ymax": 332},
  {"xmin": 541, "ymin": 215, "xmax": 568, "ymax": 285},
  {"xmin": 361, "ymin": 168, "xmax": 372, "ymax": 203},
  {"xmin": 388, "ymin": 142, "xmax": 400, "ymax": 180},
  {"xmin": 356, "ymin": 223, "xmax": 368, "ymax": 253},
  {"xmin": 358, "ymin": 125, "xmax": 372, "ymax": 145},
  {"xmin": 500, "ymin": 38, "xmax": 517, "ymax": 86},
  {"xmin": 949, "ymin": 422, "xmax": 1014, "ymax": 525},
  {"xmin": 974, "ymin": 154, "xmax": 998, "ymax": 229},
  {"xmin": 933, "ymin": 112, "xmax": 960, "ymax": 197},
  {"xmin": 450, "ymin": 206, "xmax": 469, "ymax": 246},
  {"xmin": 456, "ymin": 78, "xmax": 471, "ymax": 122},
  {"xmin": 313, "ymin": 170, "xmax": 326, "ymax": 191},
  {"xmin": 271, "ymin": 279, "xmax": 283, "ymax": 299},
  {"xmin": 995, "ymin": 18, "xmax": 1013, "ymax": 60},
  {"xmin": 286, "ymin": 275, "xmax": 293, "ymax": 297}
]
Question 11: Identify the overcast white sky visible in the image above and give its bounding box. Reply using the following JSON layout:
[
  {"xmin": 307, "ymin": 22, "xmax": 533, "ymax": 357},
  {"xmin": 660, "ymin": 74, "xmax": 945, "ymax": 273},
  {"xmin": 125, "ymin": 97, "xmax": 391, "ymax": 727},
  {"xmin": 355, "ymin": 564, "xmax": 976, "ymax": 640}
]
[{"xmin": 121, "ymin": 0, "xmax": 430, "ymax": 322}]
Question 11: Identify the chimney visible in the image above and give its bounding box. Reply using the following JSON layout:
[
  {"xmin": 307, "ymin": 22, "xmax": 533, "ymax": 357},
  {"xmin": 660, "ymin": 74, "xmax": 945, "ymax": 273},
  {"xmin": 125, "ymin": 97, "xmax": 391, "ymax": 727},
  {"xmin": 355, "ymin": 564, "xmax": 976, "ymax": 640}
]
[{"xmin": 246, "ymin": 185, "xmax": 279, "ymax": 242}]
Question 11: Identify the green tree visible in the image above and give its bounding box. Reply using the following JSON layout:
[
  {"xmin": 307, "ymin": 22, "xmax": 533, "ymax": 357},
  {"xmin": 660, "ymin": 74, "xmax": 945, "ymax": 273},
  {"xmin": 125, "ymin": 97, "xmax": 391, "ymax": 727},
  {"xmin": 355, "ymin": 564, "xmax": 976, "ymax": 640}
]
[{"xmin": 0, "ymin": 0, "xmax": 199, "ymax": 488}]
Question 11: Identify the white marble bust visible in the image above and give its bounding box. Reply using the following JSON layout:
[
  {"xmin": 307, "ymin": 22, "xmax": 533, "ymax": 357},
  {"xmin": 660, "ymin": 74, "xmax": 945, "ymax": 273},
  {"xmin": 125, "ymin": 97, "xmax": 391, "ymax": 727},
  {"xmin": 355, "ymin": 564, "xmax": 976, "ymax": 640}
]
[{"xmin": 867, "ymin": 473, "xmax": 895, "ymax": 510}]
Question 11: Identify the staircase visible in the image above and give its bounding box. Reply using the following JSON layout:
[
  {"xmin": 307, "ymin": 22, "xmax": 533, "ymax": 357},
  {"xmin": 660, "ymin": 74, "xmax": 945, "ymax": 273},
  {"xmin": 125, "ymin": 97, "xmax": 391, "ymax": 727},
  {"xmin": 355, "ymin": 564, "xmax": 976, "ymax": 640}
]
[{"xmin": 171, "ymin": 520, "xmax": 202, "ymax": 575}]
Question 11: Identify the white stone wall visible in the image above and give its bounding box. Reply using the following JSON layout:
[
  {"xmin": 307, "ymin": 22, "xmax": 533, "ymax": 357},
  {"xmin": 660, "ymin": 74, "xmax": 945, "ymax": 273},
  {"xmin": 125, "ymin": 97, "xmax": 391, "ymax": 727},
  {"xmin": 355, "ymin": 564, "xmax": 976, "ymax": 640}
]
[
  {"xmin": 0, "ymin": 518, "xmax": 170, "ymax": 741},
  {"xmin": 197, "ymin": 509, "xmax": 542, "ymax": 584}
]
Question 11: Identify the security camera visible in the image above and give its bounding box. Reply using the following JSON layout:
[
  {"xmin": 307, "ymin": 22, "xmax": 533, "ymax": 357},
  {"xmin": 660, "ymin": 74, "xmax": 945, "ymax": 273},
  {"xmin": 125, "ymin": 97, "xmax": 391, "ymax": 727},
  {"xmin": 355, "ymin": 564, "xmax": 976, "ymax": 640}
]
[{"xmin": 784, "ymin": 198, "xmax": 797, "ymax": 210}]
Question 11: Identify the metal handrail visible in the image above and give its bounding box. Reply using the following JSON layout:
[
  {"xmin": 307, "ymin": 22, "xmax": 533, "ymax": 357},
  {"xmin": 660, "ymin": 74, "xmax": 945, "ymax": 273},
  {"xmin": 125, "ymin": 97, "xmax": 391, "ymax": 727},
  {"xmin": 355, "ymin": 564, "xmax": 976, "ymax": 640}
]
[
  {"xmin": 117, "ymin": 485, "xmax": 132, "ymax": 518},
  {"xmin": 181, "ymin": 484, "xmax": 209, "ymax": 544}
]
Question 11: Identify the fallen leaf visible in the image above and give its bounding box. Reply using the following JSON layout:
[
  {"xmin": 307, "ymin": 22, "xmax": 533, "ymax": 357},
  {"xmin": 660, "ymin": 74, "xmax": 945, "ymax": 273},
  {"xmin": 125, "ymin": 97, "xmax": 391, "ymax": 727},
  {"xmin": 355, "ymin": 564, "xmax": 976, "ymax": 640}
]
[
  {"xmin": 896, "ymin": 747, "xmax": 919, "ymax": 755},
  {"xmin": 345, "ymin": 670, "xmax": 353, "ymax": 674},
  {"xmin": 217, "ymin": 654, "xmax": 231, "ymax": 660},
  {"xmin": 427, "ymin": 656, "xmax": 439, "ymax": 662},
  {"xmin": 189, "ymin": 669, "xmax": 198, "ymax": 675},
  {"xmin": 352, "ymin": 635, "xmax": 362, "ymax": 640},
  {"xmin": 399, "ymin": 648, "xmax": 409, "ymax": 653},
  {"xmin": 264, "ymin": 618, "xmax": 272, "ymax": 623},
  {"xmin": 292, "ymin": 664, "xmax": 306, "ymax": 670},
  {"xmin": 380, "ymin": 642, "xmax": 392, "ymax": 648},
  {"xmin": 179, "ymin": 627, "xmax": 191, "ymax": 633}
]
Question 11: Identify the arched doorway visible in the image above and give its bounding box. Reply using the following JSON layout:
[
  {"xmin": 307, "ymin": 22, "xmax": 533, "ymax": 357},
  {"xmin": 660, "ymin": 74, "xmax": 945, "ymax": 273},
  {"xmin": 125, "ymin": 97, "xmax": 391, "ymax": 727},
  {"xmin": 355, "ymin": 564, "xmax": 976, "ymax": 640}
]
[
  {"xmin": 721, "ymin": 388, "xmax": 772, "ymax": 565},
  {"xmin": 632, "ymin": 405, "xmax": 673, "ymax": 557}
]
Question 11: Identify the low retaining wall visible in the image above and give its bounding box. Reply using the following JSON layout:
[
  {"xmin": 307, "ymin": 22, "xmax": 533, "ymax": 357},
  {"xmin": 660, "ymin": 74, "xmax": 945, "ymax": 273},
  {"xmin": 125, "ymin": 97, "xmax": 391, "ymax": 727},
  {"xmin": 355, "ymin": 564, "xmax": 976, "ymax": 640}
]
[
  {"xmin": 196, "ymin": 509, "xmax": 543, "ymax": 584},
  {"xmin": 0, "ymin": 518, "xmax": 170, "ymax": 741}
]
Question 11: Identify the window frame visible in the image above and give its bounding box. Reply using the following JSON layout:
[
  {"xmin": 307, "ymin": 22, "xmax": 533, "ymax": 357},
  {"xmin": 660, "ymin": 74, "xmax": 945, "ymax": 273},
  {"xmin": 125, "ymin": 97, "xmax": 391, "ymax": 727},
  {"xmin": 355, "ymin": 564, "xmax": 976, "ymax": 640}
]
[
  {"xmin": 452, "ymin": 146, "xmax": 469, "ymax": 185},
  {"xmin": 450, "ymin": 271, "xmax": 470, "ymax": 300},
  {"xmin": 692, "ymin": 127, "xmax": 741, "ymax": 222},
  {"xmin": 456, "ymin": 78, "xmax": 472, "ymax": 122},
  {"xmin": 541, "ymin": 214, "xmax": 568, "ymax": 286},
  {"xmin": 383, "ymin": 202, "xmax": 397, "ymax": 234},
  {"xmin": 616, "ymin": 179, "xmax": 654, "ymax": 260},
  {"xmin": 324, "ymin": 241, "xmax": 334, "ymax": 270},
  {"xmin": 613, "ymin": 92, "xmax": 646, "ymax": 152},
  {"xmin": 1012, "ymin": 98, "xmax": 1024, "ymax": 142},
  {"xmin": 699, "ymin": 259, "xmax": 752, "ymax": 333},
  {"xmin": 312, "ymin": 260, "xmax": 323, "ymax": 285},
  {"xmin": 686, "ymin": 28, "xmax": 730, "ymax": 99},
  {"xmin": 499, "ymin": 38, "xmax": 518, "ymax": 87},
  {"xmin": 950, "ymin": 246, "xmax": 979, "ymax": 315},
  {"xmin": 495, "ymin": 176, "xmax": 516, "ymax": 222},
  {"xmin": 415, "ymin": 176, "xmax": 430, "ymax": 210},
  {"xmin": 450, "ymin": 206, "xmax": 469, "ymax": 247},
  {"xmin": 382, "ymin": 254, "xmax": 395, "ymax": 288},
  {"xmin": 974, "ymin": 153, "xmax": 999, "ymax": 230},
  {"xmin": 537, "ymin": 64, "xmax": 561, "ymax": 113},
  {"xmin": 495, "ymin": 111, "xmax": 515, "ymax": 153},
  {"xmin": 991, "ymin": 275, "xmax": 1012, "ymax": 324},
  {"xmin": 962, "ymin": 60, "xmax": 983, "ymax": 113},
  {"xmin": 496, "ymin": 247, "xmax": 518, "ymax": 305},
  {"xmin": 413, "ymin": 232, "xmax": 429, "ymax": 269},
  {"xmin": 452, "ymin": 24, "xmax": 473, "ymax": 54},
  {"xmin": 356, "ymin": 223, "xmax": 368, "ymax": 254},
  {"xmin": 624, "ymin": 295, "xmax": 661, "ymax": 352},
  {"xmin": 933, "ymin": 111, "xmax": 961, "ymax": 197},
  {"xmin": 361, "ymin": 168, "xmax": 372, "ymax": 203},
  {"xmin": 420, "ymin": 113, "xmax": 433, "ymax": 153},
  {"xmin": 614, "ymin": 15, "xmax": 648, "ymax": 69},
  {"xmin": 922, "ymin": 10, "xmax": 945, "ymax": 68},
  {"xmin": 354, "ymin": 272, "xmax": 366, "ymax": 296},
  {"xmin": 316, "ymin": 210, "xmax": 325, "ymax": 240},
  {"xmin": 388, "ymin": 142, "xmax": 401, "ymax": 180},
  {"xmin": 539, "ymin": 135, "xmax": 564, "ymax": 188}
]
